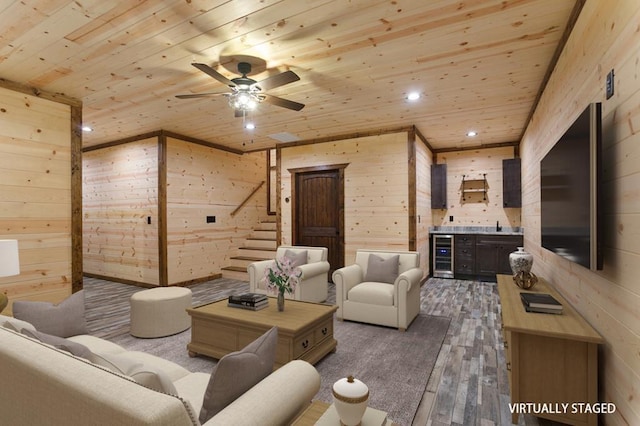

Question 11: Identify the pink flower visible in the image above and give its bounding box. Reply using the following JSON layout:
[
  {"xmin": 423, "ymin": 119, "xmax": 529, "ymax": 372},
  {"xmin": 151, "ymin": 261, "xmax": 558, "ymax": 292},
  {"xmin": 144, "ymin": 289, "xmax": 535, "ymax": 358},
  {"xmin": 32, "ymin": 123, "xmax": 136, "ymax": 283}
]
[{"xmin": 263, "ymin": 257, "xmax": 302, "ymax": 295}]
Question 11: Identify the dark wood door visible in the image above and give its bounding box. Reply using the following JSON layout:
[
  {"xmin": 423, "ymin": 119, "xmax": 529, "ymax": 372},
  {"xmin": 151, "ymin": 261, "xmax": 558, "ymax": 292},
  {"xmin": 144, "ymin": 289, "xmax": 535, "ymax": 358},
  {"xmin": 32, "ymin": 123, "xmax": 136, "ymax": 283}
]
[
  {"xmin": 476, "ymin": 242, "xmax": 498, "ymax": 278},
  {"xmin": 294, "ymin": 169, "xmax": 344, "ymax": 278},
  {"xmin": 497, "ymin": 239, "xmax": 522, "ymax": 274}
]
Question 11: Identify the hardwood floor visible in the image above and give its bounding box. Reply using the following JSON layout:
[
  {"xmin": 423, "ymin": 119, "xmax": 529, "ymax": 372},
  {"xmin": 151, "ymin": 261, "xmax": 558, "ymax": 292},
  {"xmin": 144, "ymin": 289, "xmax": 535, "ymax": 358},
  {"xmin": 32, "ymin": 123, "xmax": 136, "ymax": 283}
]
[
  {"xmin": 82, "ymin": 276, "xmax": 563, "ymax": 426},
  {"xmin": 414, "ymin": 278, "xmax": 562, "ymax": 426},
  {"xmin": 83, "ymin": 276, "xmax": 250, "ymax": 339}
]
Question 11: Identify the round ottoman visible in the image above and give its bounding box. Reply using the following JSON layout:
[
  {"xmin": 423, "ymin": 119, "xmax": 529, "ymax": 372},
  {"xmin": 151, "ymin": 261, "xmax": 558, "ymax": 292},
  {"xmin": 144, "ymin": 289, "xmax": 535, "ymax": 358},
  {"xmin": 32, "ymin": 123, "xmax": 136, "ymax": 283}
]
[{"xmin": 129, "ymin": 287, "xmax": 192, "ymax": 338}]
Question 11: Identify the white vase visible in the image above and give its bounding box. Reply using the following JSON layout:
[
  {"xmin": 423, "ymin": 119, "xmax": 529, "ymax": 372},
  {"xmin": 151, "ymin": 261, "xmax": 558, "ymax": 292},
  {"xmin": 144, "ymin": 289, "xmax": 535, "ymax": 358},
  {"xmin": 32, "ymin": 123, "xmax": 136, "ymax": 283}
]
[
  {"xmin": 509, "ymin": 247, "xmax": 533, "ymax": 275},
  {"xmin": 332, "ymin": 375, "xmax": 369, "ymax": 426}
]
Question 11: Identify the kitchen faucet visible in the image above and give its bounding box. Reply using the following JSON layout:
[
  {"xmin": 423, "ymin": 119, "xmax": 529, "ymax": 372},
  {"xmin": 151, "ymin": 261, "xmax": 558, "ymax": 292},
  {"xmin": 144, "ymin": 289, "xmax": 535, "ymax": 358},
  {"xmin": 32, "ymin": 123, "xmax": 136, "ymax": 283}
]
[{"xmin": 496, "ymin": 220, "xmax": 502, "ymax": 232}]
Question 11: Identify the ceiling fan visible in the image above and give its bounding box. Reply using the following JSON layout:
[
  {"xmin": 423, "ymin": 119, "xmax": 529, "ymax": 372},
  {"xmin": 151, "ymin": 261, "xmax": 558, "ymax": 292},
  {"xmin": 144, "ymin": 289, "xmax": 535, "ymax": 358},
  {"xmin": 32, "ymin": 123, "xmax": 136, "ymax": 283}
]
[{"xmin": 176, "ymin": 62, "xmax": 304, "ymax": 116}]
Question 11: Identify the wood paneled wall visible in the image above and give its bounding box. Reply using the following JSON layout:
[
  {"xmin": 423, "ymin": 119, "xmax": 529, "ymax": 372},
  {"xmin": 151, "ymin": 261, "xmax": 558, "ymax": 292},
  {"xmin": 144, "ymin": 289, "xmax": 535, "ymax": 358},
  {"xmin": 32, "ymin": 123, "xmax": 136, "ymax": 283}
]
[
  {"xmin": 416, "ymin": 140, "xmax": 434, "ymax": 275},
  {"xmin": 432, "ymin": 147, "xmax": 521, "ymax": 228},
  {"xmin": 521, "ymin": 0, "xmax": 640, "ymax": 424},
  {"xmin": 83, "ymin": 139, "xmax": 160, "ymax": 285},
  {"xmin": 165, "ymin": 138, "xmax": 266, "ymax": 285},
  {"xmin": 279, "ymin": 132, "xmax": 411, "ymax": 266},
  {"xmin": 83, "ymin": 133, "xmax": 267, "ymax": 287},
  {"xmin": 0, "ymin": 85, "xmax": 78, "ymax": 314}
]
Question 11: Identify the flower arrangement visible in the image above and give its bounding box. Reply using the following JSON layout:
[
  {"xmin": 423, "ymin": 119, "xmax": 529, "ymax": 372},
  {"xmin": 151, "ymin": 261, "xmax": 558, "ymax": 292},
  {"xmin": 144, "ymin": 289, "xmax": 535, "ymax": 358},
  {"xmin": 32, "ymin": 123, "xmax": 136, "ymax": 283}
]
[{"xmin": 264, "ymin": 256, "xmax": 302, "ymax": 296}]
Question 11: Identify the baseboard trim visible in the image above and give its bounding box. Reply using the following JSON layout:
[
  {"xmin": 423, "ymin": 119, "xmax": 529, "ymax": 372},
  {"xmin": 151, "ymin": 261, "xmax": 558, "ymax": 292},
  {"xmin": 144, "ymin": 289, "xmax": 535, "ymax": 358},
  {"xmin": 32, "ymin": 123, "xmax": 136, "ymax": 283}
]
[{"xmin": 82, "ymin": 273, "xmax": 223, "ymax": 288}]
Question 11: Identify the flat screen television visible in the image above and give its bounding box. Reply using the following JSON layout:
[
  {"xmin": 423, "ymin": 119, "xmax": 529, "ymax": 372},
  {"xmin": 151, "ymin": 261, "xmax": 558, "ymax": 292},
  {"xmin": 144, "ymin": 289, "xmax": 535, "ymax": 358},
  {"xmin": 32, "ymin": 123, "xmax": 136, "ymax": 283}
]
[{"xmin": 540, "ymin": 102, "xmax": 603, "ymax": 270}]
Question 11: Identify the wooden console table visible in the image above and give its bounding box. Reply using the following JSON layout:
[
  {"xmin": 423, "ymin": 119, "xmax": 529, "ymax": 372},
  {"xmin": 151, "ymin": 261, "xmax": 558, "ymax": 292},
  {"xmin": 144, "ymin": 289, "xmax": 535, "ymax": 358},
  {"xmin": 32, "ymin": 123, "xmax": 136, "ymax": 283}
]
[{"xmin": 497, "ymin": 274, "xmax": 603, "ymax": 426}]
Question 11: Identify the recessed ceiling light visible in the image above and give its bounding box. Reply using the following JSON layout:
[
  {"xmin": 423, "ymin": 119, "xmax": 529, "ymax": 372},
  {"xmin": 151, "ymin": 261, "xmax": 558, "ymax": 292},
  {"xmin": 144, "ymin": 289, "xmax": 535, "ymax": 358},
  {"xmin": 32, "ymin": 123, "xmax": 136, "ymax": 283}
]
[
  {"xmin": 81, "ymin": 126, "xmax": 93, "ymax": 132},
  {"xmin": 467, "ymin": 131, "xmax": 477, "ymax": 137},
  {"xmin": 245, "ymin": 122, "xmax": 255, "ymax": 130},
  {"xmin": 406, "ymin": 92, "xmax": 420, "ymax": 101}
]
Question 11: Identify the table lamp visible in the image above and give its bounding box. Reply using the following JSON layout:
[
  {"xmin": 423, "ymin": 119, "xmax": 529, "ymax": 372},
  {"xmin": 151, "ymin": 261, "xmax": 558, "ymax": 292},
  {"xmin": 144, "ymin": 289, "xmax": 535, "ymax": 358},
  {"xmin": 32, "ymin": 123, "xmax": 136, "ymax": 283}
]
[{"xmin": 0, "ymin": 239, "xmax": 20, "ymax": 312}]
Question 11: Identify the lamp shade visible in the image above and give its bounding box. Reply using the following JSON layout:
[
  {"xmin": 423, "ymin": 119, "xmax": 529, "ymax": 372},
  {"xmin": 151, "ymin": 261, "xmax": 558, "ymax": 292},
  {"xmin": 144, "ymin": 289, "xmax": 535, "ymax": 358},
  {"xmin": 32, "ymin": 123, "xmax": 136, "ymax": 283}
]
[{"xmin": 0, "ymin": 239, "xmax": 20, "ymax": 278}]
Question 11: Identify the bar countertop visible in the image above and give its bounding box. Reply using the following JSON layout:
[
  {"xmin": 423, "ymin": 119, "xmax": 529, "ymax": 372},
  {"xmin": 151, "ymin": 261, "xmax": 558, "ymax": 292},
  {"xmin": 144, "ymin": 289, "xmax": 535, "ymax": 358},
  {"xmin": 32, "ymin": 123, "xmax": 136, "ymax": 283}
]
[{"xmin": 429, "ymin": 226, "xmax": 523, "ymax": 236}]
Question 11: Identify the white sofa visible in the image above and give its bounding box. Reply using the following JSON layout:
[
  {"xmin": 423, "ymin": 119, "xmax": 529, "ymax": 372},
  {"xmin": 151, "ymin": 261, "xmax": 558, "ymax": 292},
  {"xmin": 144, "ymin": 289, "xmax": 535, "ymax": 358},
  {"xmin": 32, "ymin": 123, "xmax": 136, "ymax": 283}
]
[
  {"xmin": 248, "ymin": 245, "xmax": 330, "ymax": 302},
  {"xmin": 332, "ymin": 249, "xmax": 423, "ymax": 331},
  {"xmin": 0, "ymin": 320, "xmax": 320, "ymax": 425}
]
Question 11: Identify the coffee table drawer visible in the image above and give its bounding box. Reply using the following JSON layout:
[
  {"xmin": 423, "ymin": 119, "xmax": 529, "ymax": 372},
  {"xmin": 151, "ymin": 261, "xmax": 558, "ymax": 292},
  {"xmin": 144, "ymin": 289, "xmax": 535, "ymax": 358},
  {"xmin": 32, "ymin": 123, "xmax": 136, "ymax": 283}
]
[
  {"xmin": 293, "ymin": 319, "xmax": 333, "ymax": 359},
  {"xmin": 293, "ymin": 330, "xmax": 315, "ymax": 358},
  {"xmin": 191, "ymin": 320, "xmax": 237, "ymax": 352},
  {"xmin": 315, "ymin": 318, "xmax": 333, "ymax": 343}
]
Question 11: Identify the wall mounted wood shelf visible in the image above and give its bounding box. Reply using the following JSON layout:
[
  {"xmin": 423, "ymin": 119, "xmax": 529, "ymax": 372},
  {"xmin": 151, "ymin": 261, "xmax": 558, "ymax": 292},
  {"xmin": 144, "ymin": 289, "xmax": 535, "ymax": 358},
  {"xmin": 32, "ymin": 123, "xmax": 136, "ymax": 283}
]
[{"xmin": 462, "ymin": 174, "xmax": 487, "ymax": 201}]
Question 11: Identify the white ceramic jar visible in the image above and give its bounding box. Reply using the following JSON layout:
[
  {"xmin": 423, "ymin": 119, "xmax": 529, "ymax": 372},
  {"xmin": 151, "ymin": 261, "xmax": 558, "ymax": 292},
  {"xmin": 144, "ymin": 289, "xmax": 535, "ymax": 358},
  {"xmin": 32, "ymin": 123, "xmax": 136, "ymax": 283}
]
[
  {"xmin": 332, "ymin": 375, "xmax": 369, "ymax": 426},
  {"xmin": 509, "ymin": 246, "xmax": 533, "ymax": 275}
]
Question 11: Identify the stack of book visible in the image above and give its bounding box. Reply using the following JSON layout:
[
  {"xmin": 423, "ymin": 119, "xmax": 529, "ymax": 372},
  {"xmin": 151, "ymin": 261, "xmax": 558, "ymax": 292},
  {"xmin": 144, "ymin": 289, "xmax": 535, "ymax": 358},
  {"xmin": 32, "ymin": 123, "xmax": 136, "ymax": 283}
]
[
  {"xmin": 520, "ymin": 292, "xmax": 563, "ymax": 314},
  {"xmin": 228, "ymin": 293, "xmax": 269, "ymax": 311}
]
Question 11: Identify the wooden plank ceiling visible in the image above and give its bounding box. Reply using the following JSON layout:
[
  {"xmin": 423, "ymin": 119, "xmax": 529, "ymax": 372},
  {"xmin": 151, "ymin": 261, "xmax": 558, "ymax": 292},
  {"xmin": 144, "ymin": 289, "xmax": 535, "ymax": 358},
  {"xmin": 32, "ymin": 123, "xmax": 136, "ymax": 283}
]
[{"xmin": 0, "ymin": 0, "xmax": 578, "ymax": 152}]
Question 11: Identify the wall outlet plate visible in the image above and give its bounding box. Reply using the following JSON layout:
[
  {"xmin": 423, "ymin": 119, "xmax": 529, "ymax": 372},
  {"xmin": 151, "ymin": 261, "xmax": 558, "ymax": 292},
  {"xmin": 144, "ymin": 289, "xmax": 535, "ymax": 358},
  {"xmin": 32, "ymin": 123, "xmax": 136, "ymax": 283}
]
[{"xmin": 606, "ymin": 69, "xmax": 614, "ymax": 99}]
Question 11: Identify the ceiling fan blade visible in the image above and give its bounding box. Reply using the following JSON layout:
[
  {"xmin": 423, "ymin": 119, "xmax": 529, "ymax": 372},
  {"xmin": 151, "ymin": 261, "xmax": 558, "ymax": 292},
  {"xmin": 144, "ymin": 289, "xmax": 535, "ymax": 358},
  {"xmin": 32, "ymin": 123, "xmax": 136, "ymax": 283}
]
[
  {"xmin": 256, "ymin": 70, "xmax": 300, "ymax": 91},
  {"xmin": 175, "ymin": 92, "xmax": 227, "ymax": 99},
  {"xmin": 191, "ymin": 63, "xmax": 235, "ymax": 86},
  {"xmin": 262, "ymin": 94, "xmax": 305, "ymax": 111}
]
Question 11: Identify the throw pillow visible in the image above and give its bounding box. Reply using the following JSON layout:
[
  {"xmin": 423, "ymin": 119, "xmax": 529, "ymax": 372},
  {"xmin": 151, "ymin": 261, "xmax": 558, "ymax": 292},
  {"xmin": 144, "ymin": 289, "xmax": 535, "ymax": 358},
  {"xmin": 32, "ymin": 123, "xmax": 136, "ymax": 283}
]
[
  {"xmin": 91, "ymin": 351, "xmax": 177, "ymax": 395},
  {"xmin": 284, "ymin": 249, "xmax": 307, "ymax": 268},
  {"xmin": 21, "ymin": 328, "xmax": 93, "ymax": 360},
  {"xmin": 12, "ymin": 290, "xmax": 88, "ymax": 338},
  {"xmin": 199, "ymin": 326, "xmax": 278, "ymax": 423},
  {"xmin": 364, "ymin": 254, "xmax": 400, "ymax": 284},
  {"xmin": 0, "ymin": 314, "xmax": 37, "ymax": 333},
  {"xmin": 91, "ymin": 351, "xmax": 143, "ymax": 374}
]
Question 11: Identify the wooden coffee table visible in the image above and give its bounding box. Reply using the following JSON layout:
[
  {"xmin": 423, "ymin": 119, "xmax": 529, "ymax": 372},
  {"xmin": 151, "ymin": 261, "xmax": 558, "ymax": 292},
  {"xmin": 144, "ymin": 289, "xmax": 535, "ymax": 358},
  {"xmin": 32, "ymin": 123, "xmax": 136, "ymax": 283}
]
[{"xmin": 187, "ymin": 297, "xmax": 338, "ymax": 368}]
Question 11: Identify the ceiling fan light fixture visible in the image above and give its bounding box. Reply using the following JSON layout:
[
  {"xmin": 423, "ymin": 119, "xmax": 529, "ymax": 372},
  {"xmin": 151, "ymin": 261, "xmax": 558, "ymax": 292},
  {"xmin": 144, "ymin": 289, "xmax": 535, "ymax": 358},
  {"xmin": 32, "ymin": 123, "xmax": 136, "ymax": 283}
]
[
  {"xmin": 177, "ymin": 61, "xmax": 304, "ymax": 115},
  {"xmin": 229, "ymin": 91, "xmax": 260, "ymax": 111}
]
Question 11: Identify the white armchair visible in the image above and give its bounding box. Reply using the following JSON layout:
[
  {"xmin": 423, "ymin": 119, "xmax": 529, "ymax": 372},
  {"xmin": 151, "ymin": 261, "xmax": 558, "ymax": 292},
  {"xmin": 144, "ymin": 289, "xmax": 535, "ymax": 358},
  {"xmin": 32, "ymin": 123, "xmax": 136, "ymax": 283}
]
[
  {"xmin": 332, "ymin": 249, "xmax": 423, "ymax": 331},
  {"xmin": 247, "ymin": 246, "xmax": 330, "ymax": 303}
]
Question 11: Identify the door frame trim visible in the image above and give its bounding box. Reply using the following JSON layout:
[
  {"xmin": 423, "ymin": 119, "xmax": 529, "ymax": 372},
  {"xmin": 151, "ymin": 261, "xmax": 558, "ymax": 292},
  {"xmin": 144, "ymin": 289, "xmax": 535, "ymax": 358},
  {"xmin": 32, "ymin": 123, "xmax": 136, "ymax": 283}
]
[{"xmin": 288, "ymin": 163, "xmax": 348, "ymax": 267}]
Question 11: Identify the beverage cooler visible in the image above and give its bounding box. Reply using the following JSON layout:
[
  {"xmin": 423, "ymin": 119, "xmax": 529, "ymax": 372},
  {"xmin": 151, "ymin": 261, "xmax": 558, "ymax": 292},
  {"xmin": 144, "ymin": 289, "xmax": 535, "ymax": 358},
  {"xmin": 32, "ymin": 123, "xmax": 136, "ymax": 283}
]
[{"xmin": 432, "ymin": 235, "xmax": 454, "ymax": 278}]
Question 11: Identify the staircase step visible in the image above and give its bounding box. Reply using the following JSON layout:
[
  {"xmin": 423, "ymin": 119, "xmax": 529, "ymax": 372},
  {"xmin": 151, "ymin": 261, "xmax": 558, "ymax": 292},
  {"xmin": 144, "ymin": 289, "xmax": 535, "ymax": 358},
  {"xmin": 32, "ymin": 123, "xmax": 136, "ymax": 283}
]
[
  {"xmin": 240, "ymin": 246, "xmax": 277, "ymax": 251},
  {"xmin": 239, "ymin": 247, "xmax": 277, "ymax": 258},
  {"xmin": 220, "ymin": 217, "xmax": 277, "ymax": 282},
  {"xmin": 228, "ymin": 255, "xmax": 271, "ymax": 269},
  {"xmin": 221, "ymin": 266, "xmax": 248, "ymax": 281},
  {"xmin": 232, "ymin": 256, "xmax": 270, "ymax": 262},
  {"xmin": 251, "ymin": 230, "xmax": 276, "ymax": 239},
  {"xmin": 257, "ymin": 221, "xmax": 277, "ymax": 231},
  {"xmin": 244, "ymin": 239, "xmax": 276, "ymax": 249}
]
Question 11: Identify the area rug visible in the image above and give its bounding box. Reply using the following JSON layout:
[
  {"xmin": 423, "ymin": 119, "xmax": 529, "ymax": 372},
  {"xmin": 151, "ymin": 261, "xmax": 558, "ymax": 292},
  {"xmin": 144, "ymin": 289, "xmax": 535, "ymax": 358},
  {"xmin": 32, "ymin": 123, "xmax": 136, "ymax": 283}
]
[
  {"xmin": 314, "ymin": 314, "xmax": 450, "ymax": 426},
  {"xmin": 84, "ymin": 277, "xmax": 450, "ymax": 425}
]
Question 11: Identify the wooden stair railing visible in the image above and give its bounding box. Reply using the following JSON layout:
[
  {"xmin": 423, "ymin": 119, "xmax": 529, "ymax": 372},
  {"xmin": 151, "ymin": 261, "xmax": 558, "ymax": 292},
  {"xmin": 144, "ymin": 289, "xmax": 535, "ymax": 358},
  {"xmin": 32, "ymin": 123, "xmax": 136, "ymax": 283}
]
[{"xmin": 230, "ymin": 181, "xmax": 265, "ymax": 217}]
